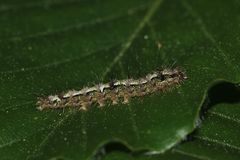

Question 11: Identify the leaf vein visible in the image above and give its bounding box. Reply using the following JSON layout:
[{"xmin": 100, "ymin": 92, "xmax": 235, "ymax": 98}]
[
  {"xmin": 182, "ymin": 0, "xmax": 234, "ymax": 71},
  {"xmin": 102, "ymin": 0, "xmax": 164, "ymax": 78},
  {"xmin": 2, "ymin": 3, "xmax": 148, "ymax": 42},
  {"xmin": 26, "ymin": 112, "xmax": 74, "ymax": 160},
  {"xmin": 209, "ymin": 110, "xmax": 240, "ymax": 124},
  {"xmin": 0, "ymin": 41, "xmax": 121, "ymax": 74},
  {"xmin": 174, "ymin": 149, "xmax": 212, "ymax": 160},
  {"xmin": 194, "ymin": 135, "xmax": 240, "ymax": 152}
]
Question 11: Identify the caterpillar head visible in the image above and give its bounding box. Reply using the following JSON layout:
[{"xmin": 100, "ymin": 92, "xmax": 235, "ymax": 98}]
[{"xmin": 161, "ymin": 68, "xmax": 187, "ymax": 81}]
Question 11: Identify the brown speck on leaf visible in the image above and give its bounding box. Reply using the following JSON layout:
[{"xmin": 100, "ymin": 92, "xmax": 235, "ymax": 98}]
[{"xmin": 156, "ymin": 41, "xmax": 162, "ymax": 50}]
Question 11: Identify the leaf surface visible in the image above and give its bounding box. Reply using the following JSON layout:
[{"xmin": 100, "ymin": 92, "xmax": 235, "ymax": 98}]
[
  {"xmin": 0, "ymin": 0, "xmax": 239, "ymax": 159},
  {"xmin": 103, "ymin": 103, "xmax": 240, "ymax": 160}
]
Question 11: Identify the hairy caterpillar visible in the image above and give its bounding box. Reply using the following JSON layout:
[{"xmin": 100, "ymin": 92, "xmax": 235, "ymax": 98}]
[{"xmin": 37, "ymin": 68, "xmax": 187, "ymax": 111}]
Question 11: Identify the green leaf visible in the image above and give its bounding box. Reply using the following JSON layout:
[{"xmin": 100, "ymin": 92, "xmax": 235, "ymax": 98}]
[
  {"xmin": 173, "ymin": 103, "xmax": 240, "ymax": 160},
  {"xmin": 102, "ymin": 103, "xmax": 240, "ymax": 160},
  {"xmin": 0, "ymin": 0, "xmax": 239, "ymax": 159}
]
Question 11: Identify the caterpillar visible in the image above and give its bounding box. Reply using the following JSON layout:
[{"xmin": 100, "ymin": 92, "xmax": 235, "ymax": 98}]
[{"xmin": 37, "ymin": 68, "xmax": 187, "ymax": 111}]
